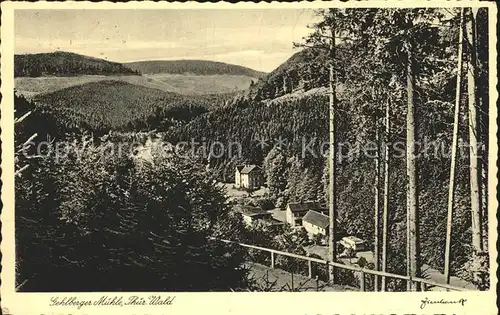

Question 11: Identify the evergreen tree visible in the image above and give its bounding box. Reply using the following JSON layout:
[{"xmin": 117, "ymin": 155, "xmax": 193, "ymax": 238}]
[{"xmin": 263, "ymin": 146, "xmax": 289, "ymax": 200}]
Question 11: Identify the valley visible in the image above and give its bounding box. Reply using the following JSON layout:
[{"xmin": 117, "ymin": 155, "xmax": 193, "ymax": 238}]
[{"xmin": 14, "ymin": 51, "xmax": 260, "ymax": 133}]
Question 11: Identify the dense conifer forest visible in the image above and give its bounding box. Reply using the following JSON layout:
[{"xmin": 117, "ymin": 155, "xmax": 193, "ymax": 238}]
[
  {"xmin": 29, "ymin": 80, "xmax": 233, "ymax": 133},
  {"xmin": 14, "ymin": 51, "xmax": 139, "ymax": 77}
]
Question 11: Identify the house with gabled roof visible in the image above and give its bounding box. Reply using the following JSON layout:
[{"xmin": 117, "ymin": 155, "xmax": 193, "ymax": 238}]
[
  {"xmin": 285, "ymin": 201, "xmax": 327, "ymax": 227},
  {"xmin": 302, "ymin": 210, "xmax": 330, "ymax": 236},
  {"xmin": 234, "ymin": 205, "xmax": 271, "ymax": 226},
  {"xmin": 235, "ymin": 165, "xmax": 264, "ymax": 190},
  {"xmin": 233, "ymin": 205, "xmax": 283, "ymax": 229}
]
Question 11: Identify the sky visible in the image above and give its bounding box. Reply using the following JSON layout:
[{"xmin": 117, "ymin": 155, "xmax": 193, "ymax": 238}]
[{"xmin": 15, "ymin": 9, "xmax": 319, "ymax": 72}]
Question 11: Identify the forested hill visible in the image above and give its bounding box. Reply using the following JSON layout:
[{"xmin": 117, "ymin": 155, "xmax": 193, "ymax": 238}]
[
  {"xmin": 163, "ymin": 47, "xmax": 345, "ymax": 185},
  {"xmin": 125, "ymin": 60, "xmax": 266, "ymax": 77},
  {"xmin": 31, "ymin": 80, "xmax": 228, "ymax": 133},
  {"xmin": 229, "ymin": 48, "xmax": 336, "ymax": 104},
  {"xmin": 15, "ymin": 52, "xmax": 139, "ymax": 77}
]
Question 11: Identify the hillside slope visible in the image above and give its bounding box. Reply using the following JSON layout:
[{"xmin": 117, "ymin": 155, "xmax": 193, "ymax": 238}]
[
  {"xmin": 15, "ymin": 74, "xmax": 251, "ymax": 97},
  {"xmin": 32, "ymin": 80, "xmax": 228, "ymax": 132},
  {"xmin": 230, "ymin": 48, "xmax": 332, "ymax": 104},
  {"xmin": 15, "ymin": 51, "xmax": 139, "ymax": 77},
  {"xmin": 228, "ymin": 45, "xmax": 353, "ymax": 106},
  {"xmin": 125, "ymin": 59, "xmax": 266, "ymax": 77}
]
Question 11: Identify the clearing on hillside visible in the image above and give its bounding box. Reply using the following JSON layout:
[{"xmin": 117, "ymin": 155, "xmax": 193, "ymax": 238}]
[
  {"xmin": 145, "ymin": 74, "xmax": 257, "ymax": 95},
  {"xmin": 16, "ymin": 74, "xmax": 255, "ymax": 96}
]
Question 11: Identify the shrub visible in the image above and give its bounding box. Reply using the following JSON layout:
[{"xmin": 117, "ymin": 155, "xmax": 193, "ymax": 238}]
[
  {"xmin": 254, "ymin": 196, "xmax": 276, "ymax": 210},
  {"xmin": 16, "ymin": 139, "xmax": 250, "ymax": 291}
]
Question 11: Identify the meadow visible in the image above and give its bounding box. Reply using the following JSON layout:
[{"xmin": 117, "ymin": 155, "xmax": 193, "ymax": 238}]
[
  {"xmin": 16, "ymin": 74, "xmax": 255, "ymax": 96},
  {"xmin": 145, "ymin": 74, "xmax": 256, "ymax": 95}
]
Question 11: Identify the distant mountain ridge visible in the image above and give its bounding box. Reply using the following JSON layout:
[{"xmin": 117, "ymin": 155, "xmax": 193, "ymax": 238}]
[
  {"xmin": 125, "ymin": 60, "xmax": 266, "ymax": 77},
  {"xmin": 15, "ymin": 51, "xmax": 266, "ymax": 82},
  {"xmin": 15, "ymin": 51, "xmax": 139, "ymax": 77}
]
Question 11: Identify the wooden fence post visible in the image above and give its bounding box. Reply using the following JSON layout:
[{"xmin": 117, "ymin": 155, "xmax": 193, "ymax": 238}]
[
  {"xmin": 308, "ymin": 254, "xmax": 313, "ymax": 278},
  {"xmin": 360, "ymin": 270, "xmax": 366, "ymax": 292},
  {"xmin": 271, "ymin": 252, "xmax": 275, "ymax": 269}
]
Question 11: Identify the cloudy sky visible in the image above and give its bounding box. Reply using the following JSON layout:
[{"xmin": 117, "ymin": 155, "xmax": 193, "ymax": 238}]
[{"xmin": 15, "ymin": 9, "xmax": 319, "ymax": 72}]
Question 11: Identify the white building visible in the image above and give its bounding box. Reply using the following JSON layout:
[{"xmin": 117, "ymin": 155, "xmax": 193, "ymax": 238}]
[
  {"xmin": 302, "ymin": 210, "xmax": 329, "ymax": 236},
  {"xmin": 285, "ymin": 202, "xmax": 327, "ymax": 227},
  {"xmin": 235, "ymin": 165, "xmax": 264, "ymax": 190},
  {"xmin": 234, "ymin": 205, "xmax": 272, "ymax": 226},
  {"xmin": 340, "ymin": 236, "xmax": 366, "ymax": 252}
]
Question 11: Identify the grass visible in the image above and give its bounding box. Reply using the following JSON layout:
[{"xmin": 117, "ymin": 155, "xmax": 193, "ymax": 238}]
[
  {"xmin": 219, "ymin": 183, "xmax": 269, "ymax": 198},
  {"xmin": 16, "ymin": 74, "xmax": 256, "ymax": 96},
  {"xmin": 145, "ymin": 74, "xmax": 256, "ymax": 95},
  {"xmin": 16, "ymin": 76, "xmax": 117, "ymax": 95}
]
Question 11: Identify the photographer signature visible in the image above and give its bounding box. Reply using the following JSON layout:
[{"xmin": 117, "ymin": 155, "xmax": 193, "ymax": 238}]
[{"xmin": 420, "ymin": 297, "xmax": 467, "ymax": 309}]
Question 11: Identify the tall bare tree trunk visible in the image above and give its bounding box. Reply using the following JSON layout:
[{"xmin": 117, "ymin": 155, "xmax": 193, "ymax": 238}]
[
  {"xmin": 465, "ymin": 8, "xmax": 484, "ymax": 289},
  {"xmin": 406, "ymin": 44, "xmax": 420, "ymax": 291},
  {"xmin": 481, "ymin": 150, "xmax": 488, "ymax": 251},
  {"xmin": 327, "ymin": 16, "xmax": 337, "ymax": 284},
  {"xmin": 381, "ymin": 97, "xmax": 390, "ymax": 291},
  {"xmin": 444, "ymin": 8, "xmax": 465, "ymax": 284},
  {"xmin": 373, "ymin": 122, "xmax": 380, "ymax": 291},
  {"xmin": 475, "ymin": 8, "xmax": 489, "ymax": 252},
  {"xmin": 466, "ymin": 8, "xmax": 483, "ymax": 256}
]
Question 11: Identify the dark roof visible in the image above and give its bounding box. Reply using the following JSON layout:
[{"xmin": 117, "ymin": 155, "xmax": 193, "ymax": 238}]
[
  {"xmin": 240, "ymin": 165, "xmax": 260, "ymax": 174},
  {"xmin": 287, "ymin": 201, "xmax": 321, "ymax": 213},
  {"xmin": 234, "ymin": 205, "xmax": 269, "ymax": 217},
  {"xmin": 302, "ymin": 210, "xmax": 329, "ymax": 229},
  {"xmin": 262, "ymin": 218, "xmax": 285, "ymax": 226},
  {"xmin": 236, "ymin": 165, "xmax": 245, "ymax": 172}
]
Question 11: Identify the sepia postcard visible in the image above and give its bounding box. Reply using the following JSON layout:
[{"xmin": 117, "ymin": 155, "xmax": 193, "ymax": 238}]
[{"xmin": 1, "ymin": 1, "xmax": 498, "ymax": 314}]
